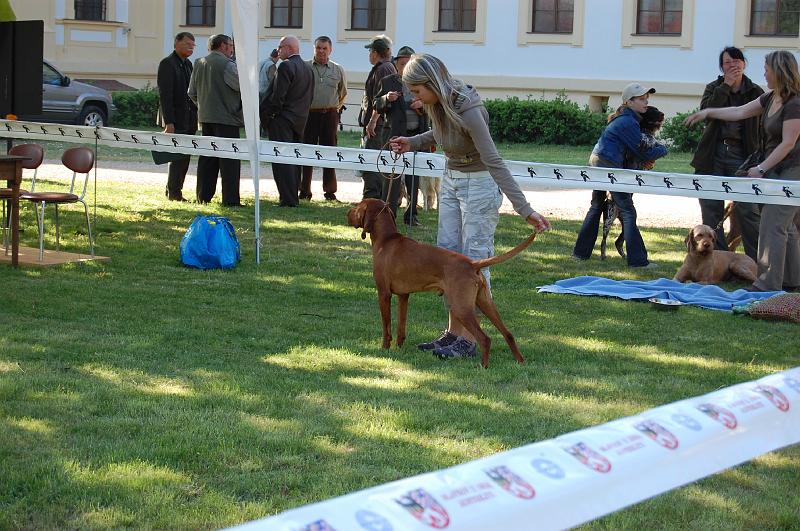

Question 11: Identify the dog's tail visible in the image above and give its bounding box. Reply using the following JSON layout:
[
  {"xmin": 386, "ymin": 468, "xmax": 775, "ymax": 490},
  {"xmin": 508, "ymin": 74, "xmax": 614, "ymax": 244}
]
[{"xmin": 472, "ymin": 232, "xmax": 537, "ymax": 270}]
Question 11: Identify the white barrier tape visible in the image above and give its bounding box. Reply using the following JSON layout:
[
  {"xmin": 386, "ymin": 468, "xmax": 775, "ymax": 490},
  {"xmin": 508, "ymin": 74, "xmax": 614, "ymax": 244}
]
[
  {"xmin": 228, "ymin": 367, "xmax": 800, "ymax": 531},
  {"xmin": 2, "ymin": 119, "xmax": 799, "ymax": 206}
]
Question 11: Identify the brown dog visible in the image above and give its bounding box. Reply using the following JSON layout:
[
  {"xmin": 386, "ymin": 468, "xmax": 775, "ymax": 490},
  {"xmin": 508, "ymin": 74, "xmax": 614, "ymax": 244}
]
[
  {"xmin": 674, "ymin": 224, "xmax": 757, "ymax": 284},
  {"xmin": 347, "ymin": 198, "xmax": 536, "ymax": 368}
]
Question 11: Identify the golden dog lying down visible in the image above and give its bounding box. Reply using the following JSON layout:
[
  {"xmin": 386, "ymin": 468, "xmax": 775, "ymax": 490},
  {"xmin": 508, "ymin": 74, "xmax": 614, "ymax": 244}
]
[{"xmin": 674, "ymin": 224, "xmax": 757, "ymax": 284}]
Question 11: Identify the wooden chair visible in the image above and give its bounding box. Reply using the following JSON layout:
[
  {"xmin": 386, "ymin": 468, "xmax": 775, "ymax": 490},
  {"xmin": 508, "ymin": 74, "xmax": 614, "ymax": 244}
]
[
  {"xmin": 20, "ymin": 147, "xmax": 94, "ymax": 261},
  {"xmin": 2, "ymin": 143, "xmax": 44, "ymax": 252}
]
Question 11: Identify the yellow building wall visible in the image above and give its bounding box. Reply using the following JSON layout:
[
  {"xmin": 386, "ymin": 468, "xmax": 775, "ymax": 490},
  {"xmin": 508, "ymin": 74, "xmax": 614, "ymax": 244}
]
[{"xmin": 10, "ymin": 0, "xmax": 166, "ymax": 89}]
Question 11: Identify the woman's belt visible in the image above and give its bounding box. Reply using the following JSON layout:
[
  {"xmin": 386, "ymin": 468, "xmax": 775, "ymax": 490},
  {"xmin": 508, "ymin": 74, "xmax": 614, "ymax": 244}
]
[{"xmin": 446, "ymin": 168, "xmax": 492, "ymax": 179}]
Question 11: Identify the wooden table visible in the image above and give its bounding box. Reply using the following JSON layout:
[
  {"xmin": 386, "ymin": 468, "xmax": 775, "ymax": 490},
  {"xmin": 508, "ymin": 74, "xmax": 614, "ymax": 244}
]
[{"xmin": 1, "ymin": 154, "xmax": 26, "ymax": 268}]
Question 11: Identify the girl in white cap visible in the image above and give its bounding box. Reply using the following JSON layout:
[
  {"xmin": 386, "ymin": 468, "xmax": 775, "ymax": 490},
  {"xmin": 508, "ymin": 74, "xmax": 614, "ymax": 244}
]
[{"xmin": 572, "ymin": 82, "xmax": 667, "ymax": 268}]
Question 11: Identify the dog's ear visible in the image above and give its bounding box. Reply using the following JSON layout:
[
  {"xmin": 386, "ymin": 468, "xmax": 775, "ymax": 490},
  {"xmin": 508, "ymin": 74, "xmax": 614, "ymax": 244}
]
[
  {"xmin": 361, "ymin": 203, "xmax": 377, "ymax": 239},
  {"xmin": 685, "ymin": 228, "xmax": 695, "ymax": 252}
]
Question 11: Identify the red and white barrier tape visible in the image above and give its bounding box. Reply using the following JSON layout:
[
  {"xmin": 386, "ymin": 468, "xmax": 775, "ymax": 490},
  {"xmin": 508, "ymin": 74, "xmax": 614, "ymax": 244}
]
[
  {"xmin": 2, "ymin": 120, "xmax": 799, "ymax": 206},
  {"xmin": 227, "ymin": 367, "xmax": 800, "ymax": 531}
]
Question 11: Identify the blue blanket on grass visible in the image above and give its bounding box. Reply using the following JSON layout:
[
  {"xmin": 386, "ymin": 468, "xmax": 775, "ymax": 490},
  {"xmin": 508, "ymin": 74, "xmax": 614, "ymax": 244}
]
[{"xmin": 537, "ymin": 276, "xmax": 783, "ymax": 312}]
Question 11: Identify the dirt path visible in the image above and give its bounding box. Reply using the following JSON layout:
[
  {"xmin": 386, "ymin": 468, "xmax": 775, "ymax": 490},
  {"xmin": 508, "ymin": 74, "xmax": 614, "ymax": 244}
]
[{"xmin": 40, "ymin": 159, "xmax": 704, "ymax": 229}]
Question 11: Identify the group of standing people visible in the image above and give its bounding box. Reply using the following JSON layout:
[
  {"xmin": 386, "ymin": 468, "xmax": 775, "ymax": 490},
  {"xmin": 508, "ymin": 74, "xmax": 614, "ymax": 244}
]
[
  {"xmin": 157, "ymin": 31, "xmax": 243, "ymax": 206},
  {"xmin": 570, "ymin": 47, "xmax": 800, "ymax": 293},
  {"xmin": 685, "ymin": 49, "xmax": 800, "ymax": 292},
  {"xmin": 156, "ymin": 32, "xmax": 348, "ymax": 208}
]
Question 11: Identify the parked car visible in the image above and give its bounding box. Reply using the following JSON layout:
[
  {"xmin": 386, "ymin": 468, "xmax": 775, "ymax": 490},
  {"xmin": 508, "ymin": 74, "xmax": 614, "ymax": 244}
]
[{"xmin": 17, "ymin": 60, "xmax": 116, "ymax": 126}]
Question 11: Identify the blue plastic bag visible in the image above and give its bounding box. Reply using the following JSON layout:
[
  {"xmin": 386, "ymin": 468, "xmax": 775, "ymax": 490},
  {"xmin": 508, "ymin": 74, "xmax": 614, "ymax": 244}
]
[{"xmin": 180, "ymin": 215, "xmax": 240, "ymax": 269}]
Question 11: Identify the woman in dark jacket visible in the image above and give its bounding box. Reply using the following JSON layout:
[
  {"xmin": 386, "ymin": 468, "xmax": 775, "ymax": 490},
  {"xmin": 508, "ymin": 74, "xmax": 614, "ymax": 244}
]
[
  {"xmin": 572, "ymin": 83, "xmax": 668, "ymax": 268},
  {"xmin": 691, "ymin": 46, "xmax": 764, "ymax": 260},
  {"xmin": 372, "ymin": 46, "xmax": 427, "ymax": 226}
]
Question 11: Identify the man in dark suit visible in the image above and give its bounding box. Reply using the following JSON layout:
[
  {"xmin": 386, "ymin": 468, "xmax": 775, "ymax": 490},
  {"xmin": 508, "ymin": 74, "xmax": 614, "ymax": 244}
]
[
  {"xmin": 157, "ymin": 31, "xmax": 198, "ymax": 201},
  {"xmin": 260, "ymin": 35, "xmax": 314, "ymax": 207}
]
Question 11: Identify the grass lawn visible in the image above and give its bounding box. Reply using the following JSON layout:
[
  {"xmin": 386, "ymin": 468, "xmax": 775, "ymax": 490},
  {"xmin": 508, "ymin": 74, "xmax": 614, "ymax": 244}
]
[{"xmin": 0, "ymin": 140, "xmax": 798, "ymax": 529}]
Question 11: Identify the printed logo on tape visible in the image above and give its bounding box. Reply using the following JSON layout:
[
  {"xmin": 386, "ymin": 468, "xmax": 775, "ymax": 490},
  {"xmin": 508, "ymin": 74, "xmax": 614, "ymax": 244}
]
[
  {"xmin": 784, "ymin": 376, "xmax": 800, "ymax": 395},
  {"xmin": 354, "ymin": 510, "xmax": 393, "ymax": 531},
  {"xmin": 395, "ymin": 488, "xmax": 450, "ymax": 529},
  {"xmin": 530, "ymin": 458, "xmax": 565, "ymax": 480},
  {"xmin": 751, "ymin": 384, "xmax": 791, "ymax": 412},
  {"xmin": 671, "ymin": 413, "xmax": 703, "ymax": 431},
  {"xmin": 634, "ymin": 420, "xmax": 680, "ymax": 450},
  {"xmin": 484, "ymin": 465, "xmax": 536, "ymax": 500},
  {"xmin": 563, "ymin": 442, "xmax": 612, "ymax": 473},
  {"xmin": 299, "ymin": 519, "xmax": 337, "ymax": 531},
  {"xmin": 696, "ymin": 403, "xmax": 738, "ymax": 429}
]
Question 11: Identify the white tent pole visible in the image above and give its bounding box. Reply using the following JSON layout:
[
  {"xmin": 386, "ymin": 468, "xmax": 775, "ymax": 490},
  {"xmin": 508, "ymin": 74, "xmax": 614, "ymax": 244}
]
[{"xmin": 230, "ymin": 0, "xmax": 261, "ymax": 264}]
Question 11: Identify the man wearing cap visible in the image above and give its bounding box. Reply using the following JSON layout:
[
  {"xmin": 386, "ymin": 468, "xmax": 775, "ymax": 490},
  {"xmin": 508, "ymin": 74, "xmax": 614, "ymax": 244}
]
[
  {"xmin": 260, "ymin": 35, "xmax": 315, "ymax": 207},
  {"xmin": 572, "ymin": 82, "xmax": 667, "ymax": 268},
  {"xmin": 300, "ymin": 35, "xmax": 348, "ymax": 201},
  {"xmin": 371, "ymin": 45, "xmax": 426, "ymax": 226},
  {"xmin": 359, "ymin": 34, "xmax": 396, "ymax": 199}
]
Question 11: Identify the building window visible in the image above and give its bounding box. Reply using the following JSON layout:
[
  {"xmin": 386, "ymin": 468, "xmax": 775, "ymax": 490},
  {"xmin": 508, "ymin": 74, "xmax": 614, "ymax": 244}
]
[
  {"xmin": 438, "ymin": 0, "xmax": 477, "ymax": 32},
  {"xmin": 532, "ymin": 0, "xmax": 574, "ymax": 33},
  {"xmin": 351, "ymin": 0, "xmax": 386, "ymax": 30},
  {"xmin": 186, "ymin": 0, "xmax": 216, "ymax": 26},
  {"xmin": 74, "ymin": 0, "xmax": 106, "ymax": 21},
  {"xmin": 271, "ymin": 0, "xmax": 304, "ymax": 28},
  {"xmin": 750, "ymin": 0, "xmax": 800, "ymax": 36},
  {"xmin": 636, "ymin": 0, "xmax": 682, "ymax": 35}
]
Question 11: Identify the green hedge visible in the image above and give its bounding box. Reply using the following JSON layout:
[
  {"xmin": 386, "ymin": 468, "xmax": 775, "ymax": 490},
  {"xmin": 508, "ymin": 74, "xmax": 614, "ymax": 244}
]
[
  {"xmin": 112, "ymin": 85, "xmax": 159, "ymax": 128},
  {"xmin": 111, "ymin": 87, "xmax": 702, "ymax": 152},
  {"xmin": 660, "ymin": 108, "xmax": 704, "ymax": 152},
  {"xmin": 484, "ymin": 94, "xmax": 607, "ymax": 145}
]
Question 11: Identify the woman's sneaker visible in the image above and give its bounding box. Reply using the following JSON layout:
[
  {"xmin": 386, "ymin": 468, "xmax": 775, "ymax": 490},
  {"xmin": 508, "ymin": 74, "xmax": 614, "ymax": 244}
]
[
  {"xmin": 417, "ymin": 330, "xmax": 457, "ymax": 351},
  {"xmin": 433, "ymin": 337, "xmax": 477, "ymax": 359}
]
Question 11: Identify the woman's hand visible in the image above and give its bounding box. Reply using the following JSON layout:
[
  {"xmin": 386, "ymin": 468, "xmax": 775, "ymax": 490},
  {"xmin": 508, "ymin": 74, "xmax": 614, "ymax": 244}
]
[
  {"xmin": 410, "ymin": 98, "xmax": 423, "ymax": 111},
  {"xmin": 526, "ymin": 211, "xmax": 551, "ymax": 233},
  {"xmin": 365, "ymin": 118, "xmax": 377, "ymax": 139},
  {"xmin": 386, "ymin": 91, "xmax": 400, "ymax": 102},
  {"xmin": 683, "ymin": 109, "xmax": 710, "ymax": 127},
  {"xmin": 746, "ymin": 165, "xmax": 764, "ymax": 178},
  {"xmin": 389, "ymin": 136, "xmax": 411, "ymax": 154}
]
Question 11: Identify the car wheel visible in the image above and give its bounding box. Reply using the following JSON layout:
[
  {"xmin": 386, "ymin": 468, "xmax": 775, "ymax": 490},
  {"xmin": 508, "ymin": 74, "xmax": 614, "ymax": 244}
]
[{"xmin": 78, "ymin": 105, "xmax": 107, "ymax": 127}]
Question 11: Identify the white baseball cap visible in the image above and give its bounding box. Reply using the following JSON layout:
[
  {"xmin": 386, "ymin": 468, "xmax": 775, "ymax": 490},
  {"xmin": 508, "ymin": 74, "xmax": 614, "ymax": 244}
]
[{"xmin": 622, "ymin": 82, "xmax": 656, "ymax": 102}]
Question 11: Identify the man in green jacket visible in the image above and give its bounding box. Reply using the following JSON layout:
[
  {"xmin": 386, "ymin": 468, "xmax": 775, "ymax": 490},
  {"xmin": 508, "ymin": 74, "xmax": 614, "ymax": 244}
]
[{"xmin": 188, "ymin": 34, "xmax": 244, "ymax": 206}]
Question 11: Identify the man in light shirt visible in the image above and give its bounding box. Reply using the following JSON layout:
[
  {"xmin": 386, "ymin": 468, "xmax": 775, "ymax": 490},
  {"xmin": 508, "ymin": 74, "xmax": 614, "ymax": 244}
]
[{"xmin": 300, "ymin": 36, "xmax": 347, "ymax": 202}]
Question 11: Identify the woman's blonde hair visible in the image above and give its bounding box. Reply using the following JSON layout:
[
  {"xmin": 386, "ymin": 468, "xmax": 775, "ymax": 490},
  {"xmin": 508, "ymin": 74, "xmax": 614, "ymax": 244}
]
[
  {"xmin": 765, "ymin": 50, "xmax": 800, "ymax": 102},
  {"xmin": 401, "ymin": 53, "xmax": 469, "ymax": 135}
]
